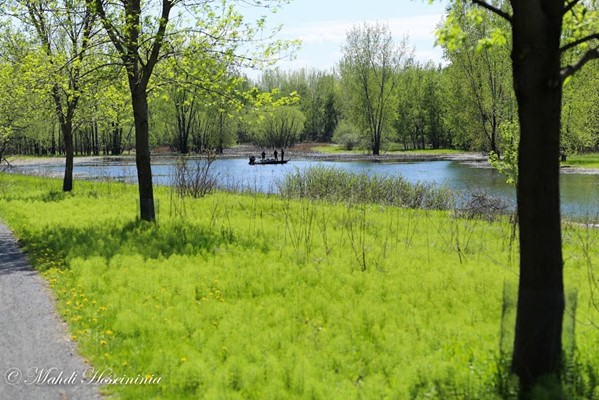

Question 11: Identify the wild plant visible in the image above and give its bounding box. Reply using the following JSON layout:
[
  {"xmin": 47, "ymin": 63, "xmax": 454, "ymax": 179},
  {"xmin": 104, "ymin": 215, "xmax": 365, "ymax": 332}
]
[{"xmin": 173, "ymin": 152, "xmax": 218, "ymax": 198}]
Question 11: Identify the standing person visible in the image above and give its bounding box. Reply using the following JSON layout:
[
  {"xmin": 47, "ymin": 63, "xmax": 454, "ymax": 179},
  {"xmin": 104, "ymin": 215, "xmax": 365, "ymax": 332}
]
[
  {"xmin": 261, "ymin": 150, "xmax": 266, "ymax": 160},
  {"xmin": 280, "ymin": 148, "xmax": 284, "ymax": 161},
  {"xmin": 274, "ymin": 149, "xmax": 278, "ymax": 161}
]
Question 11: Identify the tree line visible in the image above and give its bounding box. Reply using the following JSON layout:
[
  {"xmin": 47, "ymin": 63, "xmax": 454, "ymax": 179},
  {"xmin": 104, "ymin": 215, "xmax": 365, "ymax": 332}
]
[{"xmin": 3, "ymin": 6, "xmax": 598, "ymax": 168}]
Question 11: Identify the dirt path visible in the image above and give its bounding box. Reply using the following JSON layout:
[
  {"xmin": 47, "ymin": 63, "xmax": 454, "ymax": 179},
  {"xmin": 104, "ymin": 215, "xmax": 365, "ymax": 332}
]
[{"xmin": 0, "ymin": 222, "xmax": 102, "ymax": 399}]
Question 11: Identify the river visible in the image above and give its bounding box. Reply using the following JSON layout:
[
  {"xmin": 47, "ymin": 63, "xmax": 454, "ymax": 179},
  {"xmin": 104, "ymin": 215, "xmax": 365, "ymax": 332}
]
[{"xmin": 10, "ymin": 157, "xmax": 599, "ymax": 219}]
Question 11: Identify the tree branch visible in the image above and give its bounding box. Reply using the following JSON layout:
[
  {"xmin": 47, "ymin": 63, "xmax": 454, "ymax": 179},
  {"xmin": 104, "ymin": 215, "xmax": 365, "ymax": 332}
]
[
  {"xmin": 471, "ymin": 0, "xmax": 512, "ymax": 22},
  {"xmin": 563, "ymin": 0, "xmax": 582, "ymax": 15},
  {"xmin": 561, "ymin": 46, "xmax": 599, "ymax": 80},
  {"xmin": 145, "ymin": 0, "xmax": 173, "ymax": 81},
  {"xmin": 560, "ymin": 33, "xmax": 599, "ymax": 53}
]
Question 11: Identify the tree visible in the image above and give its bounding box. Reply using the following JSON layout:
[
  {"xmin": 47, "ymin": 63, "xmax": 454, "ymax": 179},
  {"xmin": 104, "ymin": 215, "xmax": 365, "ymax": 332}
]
[
  {"xmin": 440, "ymin": 1, "xmax": 515, "ymax": 155},
  {"xmin": 395, "ymin": 62, "xmax": 449, "ymax": 150},
  {"xmin": 332, "ymin": 119, "xmax": 361, "ymax": 150},
  {"xmin": 339, "ymin": 22, "xmax": 411, "ymax": 155},
  {"xmin": 561, "ymin": 60, "xmax": 599, "ymax": 153},
  {"xmin": 0, "ymin": 28, "xmax": 48, "ymax": 161},
  {"xmin": 258, "ymin": 68, "xmax": 341, "ymax": 142},
  {"xmin": 439, "ymin": 0, "xmax": 599, "ymax": 393},
  {"xmin": 87, "ymin": 0, "xmax": 293, "ymax": 221},
  {"xmin": 7, "ymin": 0, "xmax": 97, "ymax": 191},
  {"xmin": 250, "ymin": 106, "xmax": 305, "ymax": 148}
]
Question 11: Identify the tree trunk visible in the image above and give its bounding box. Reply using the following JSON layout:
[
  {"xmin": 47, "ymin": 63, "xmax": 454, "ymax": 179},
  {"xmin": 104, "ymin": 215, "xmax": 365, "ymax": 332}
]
[
  {"xmin": 372, "ymin": 132, "xmax": 380, "ymax": 155},
  {"xmin": 131, "ymin": 83, "xmax": 156, "ymax": 222},
  {"xmin": 61, "ymin": 122, "xmax": 74, "ymax": 192},
  {"xmin": 510, "ymin": 2, "xmax": 564, "ymax": 392}
]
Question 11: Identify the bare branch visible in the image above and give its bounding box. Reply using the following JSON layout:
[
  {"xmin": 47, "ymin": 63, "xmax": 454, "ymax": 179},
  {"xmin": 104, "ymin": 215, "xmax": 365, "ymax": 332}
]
[
  {"xmin": 560, "ymin": 33, "xmax": 599, "ymax": 53},
  {"xmin": 471, "ymin": 0, "xmax": 512, "ymax": 22},
  {"xmin": 561, "ymin": 46, "xmax": 599, "ymax": 80}
]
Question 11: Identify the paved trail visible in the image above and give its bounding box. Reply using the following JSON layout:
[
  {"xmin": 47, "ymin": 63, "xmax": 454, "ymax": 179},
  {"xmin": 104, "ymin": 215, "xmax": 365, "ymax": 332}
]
[{"xmin": 0, "ymin": 222, "xmax": 101, "ymax": 399}]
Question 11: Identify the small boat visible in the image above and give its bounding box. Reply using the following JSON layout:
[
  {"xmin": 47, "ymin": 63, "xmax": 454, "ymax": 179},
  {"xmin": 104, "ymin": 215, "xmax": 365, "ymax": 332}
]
[{"xmin": 249, "ymin": 156, "xmax": 289, "ymax": 165}]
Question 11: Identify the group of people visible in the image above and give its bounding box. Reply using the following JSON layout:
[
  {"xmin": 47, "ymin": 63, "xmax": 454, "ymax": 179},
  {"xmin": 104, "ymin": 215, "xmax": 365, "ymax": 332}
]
[
  {"xmin": 260, "ymin": 149, "xmax": 284, "ymax": 161},
  {"xmin": 249, "ymin": 148, "xmax": 286, "ymax": 165}
]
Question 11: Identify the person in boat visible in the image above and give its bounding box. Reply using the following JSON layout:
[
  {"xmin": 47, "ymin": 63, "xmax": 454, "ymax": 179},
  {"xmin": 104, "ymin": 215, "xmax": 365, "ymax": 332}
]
[
  {"xmin": 261, "ymin": 151, "xmax": 266, "ymax": 160},
  {"xmin": 249, "ymin": 155, "xmax": 256, "ymax": 165},
  {"xmin": 274, "ymin": 150, "xmax": 278, "ymax": 161},
  {"xmin": 280, "ymin": 148, "xmax": 284, "ymax": 161}
]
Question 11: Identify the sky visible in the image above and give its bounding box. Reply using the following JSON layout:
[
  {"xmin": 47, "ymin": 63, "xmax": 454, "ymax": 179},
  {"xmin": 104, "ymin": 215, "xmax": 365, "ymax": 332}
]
[{"xmin": 239, "ymin": 0, "xmax": 450, "ymax": 75}]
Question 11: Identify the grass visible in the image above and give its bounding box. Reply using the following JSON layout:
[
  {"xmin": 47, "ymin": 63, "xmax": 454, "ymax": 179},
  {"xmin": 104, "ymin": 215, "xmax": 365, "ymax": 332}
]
[
  {"xmin": 564, "ymin": 153, "xmax": 599, "ymax": 169},
  {"xmin": 0, "ymin": 173, "xmax": 598, "ymax": 399},
  {"xmin": 279, "ymin": 165, "xmax": 454, "ymax": 210},
  {"xmin": 309, "ymin": 144, "xmax": 367, "ymax": 154},
  {"xmin": 310, "ymin": 144, "xmax": 466, "ymax": 155}
]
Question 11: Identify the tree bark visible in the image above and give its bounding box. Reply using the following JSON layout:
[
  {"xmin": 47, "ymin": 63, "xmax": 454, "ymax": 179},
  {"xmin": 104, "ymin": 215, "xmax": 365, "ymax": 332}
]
[
  {"xmin": 130, "ymin": 83, "xmax": 156, "ymax": 222},
  {"xmin": 62, "ymin": 123, "xmax": 74, "ymax": 192},
  {"xmin": 510, "ymin": 1, "xmax": 564, "ymax": 391}
]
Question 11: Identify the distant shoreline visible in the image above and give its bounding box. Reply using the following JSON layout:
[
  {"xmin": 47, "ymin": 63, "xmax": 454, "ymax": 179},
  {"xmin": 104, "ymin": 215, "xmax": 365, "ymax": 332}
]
[{"xmin": 4, "ymin": 146, "xmax": 599, "ymax": 175}]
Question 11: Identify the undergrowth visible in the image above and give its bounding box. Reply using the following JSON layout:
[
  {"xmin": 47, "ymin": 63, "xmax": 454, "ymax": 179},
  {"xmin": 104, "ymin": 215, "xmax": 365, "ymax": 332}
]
[{"xmin": 0, "ymin": 173, "xmax": 598, "ymax": 399}]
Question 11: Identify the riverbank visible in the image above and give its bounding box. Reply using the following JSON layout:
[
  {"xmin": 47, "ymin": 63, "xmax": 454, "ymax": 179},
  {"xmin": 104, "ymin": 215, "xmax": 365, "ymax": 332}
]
[
  {"xmin": 0, "ymin": 173, "xmax": 597, "ymax": 398},
  {"xmin": 6, "ymin": 146, "xmax": 599, "ymax": 175},
  {"xmin": 5, "ymin": 146, "xmax": 487, "ymax": 166}
]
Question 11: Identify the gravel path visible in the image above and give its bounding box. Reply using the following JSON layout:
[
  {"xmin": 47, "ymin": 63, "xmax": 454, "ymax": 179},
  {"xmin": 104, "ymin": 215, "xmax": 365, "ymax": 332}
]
[{"xmin": 0, "ymin": 222, "xmax": 102, "ymax": 399}]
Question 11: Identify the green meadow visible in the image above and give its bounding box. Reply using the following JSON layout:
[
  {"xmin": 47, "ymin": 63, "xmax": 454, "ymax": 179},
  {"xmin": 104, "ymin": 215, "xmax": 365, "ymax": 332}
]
[
  {"xmin": 309, "ymin": 144, "xmax": 465, "ymax": 156},
  {"xmin": 0, "ymin": 173, "xmax": 598, "ymax": 399},
  {"xmin": 565, "ymin": 153, "xmax": 599, "ymax": 169}
]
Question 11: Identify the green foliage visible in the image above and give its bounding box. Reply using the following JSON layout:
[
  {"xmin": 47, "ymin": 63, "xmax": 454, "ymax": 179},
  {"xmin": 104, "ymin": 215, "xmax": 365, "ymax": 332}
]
[
  {"xmin": 438, "ymin": 0, "xmax": 515, "ymax": 154},
  {"xmin": 250, "ymin": 106, "xmax": 305, "ymax": 148},
  {"xmin": 489, "ymin": 121, "xmax": 518, "ymax": 185},
  {"xmin": 1, "ymin": 174, "xmax": 599, "ymax": 398},
  {"xmin": 561, "ymin": 64, "xmax": 599, "ymax": 153},
  {"xmin": 339, "ymin": 22, "xmax": 411, "ymax": 154},
  {"xmin": 258, "ymin": 68, "xmax": 341, "ymax": 142},
  {"xmin": 332, "ymin": 120, "xmax": 362, "ymax": 150},
  {"xmin": 395, "ymin": 62, "xmax": 449, "ymax": 150}
]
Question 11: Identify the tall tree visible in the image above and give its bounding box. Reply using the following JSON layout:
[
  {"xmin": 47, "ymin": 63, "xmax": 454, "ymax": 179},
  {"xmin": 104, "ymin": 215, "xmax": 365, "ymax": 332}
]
[
  {"xmin": 7, "ymin": 0, "xmax": 97, "ymax": 191},
  {"xmin": 440, "ymin": 0, "xmax": 599, "ymax": 393},
  {"xmin": 87, "ymin": 0, "xmax": 294, "ymax": 221},
  {"xmin": 0, "ymin": 32, "xmax": 41, "ymax": 163},
  {"xmin": 339, "ymin": 23, "xmax": 411, "ymax": 155},
  {"xmin": 440, "ymin": 1, "xmax": 515, "ymax": 154}
]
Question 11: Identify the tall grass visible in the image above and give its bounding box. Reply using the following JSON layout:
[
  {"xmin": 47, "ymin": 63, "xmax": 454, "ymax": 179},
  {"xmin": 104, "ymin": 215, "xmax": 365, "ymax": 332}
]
[
  {"xmin": 278, "ymin": 166, "xmax": 455, "ymax": 210},
  {"xmin": 0, "ymin": 173, "xmax": 598, "ymax": 399}
]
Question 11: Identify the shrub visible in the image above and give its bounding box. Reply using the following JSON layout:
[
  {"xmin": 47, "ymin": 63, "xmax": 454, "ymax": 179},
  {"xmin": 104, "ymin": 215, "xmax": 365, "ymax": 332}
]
[
  {"xmin": 172, "ymin": 153, "xmax": 218, "ymax": 198},
  {"xmin": 332, "ymin": 120, "xmax": 363, "ymax": 151}
]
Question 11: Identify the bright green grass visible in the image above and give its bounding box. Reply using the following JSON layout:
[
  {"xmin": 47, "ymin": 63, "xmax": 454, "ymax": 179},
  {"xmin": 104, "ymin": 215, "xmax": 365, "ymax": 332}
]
[
  {"xmin": 0, "ymin": 174, "xmax": 597, "ymax": 399},
  {"xmin": 312, "ymin": 144, "xmax": 465, "ymax": 155},
  {"xmin": 309, "ymin": 144, "xmax": 367, "ymax": 154},
  {"xmin": 564, "ymin": 153, "xmax": 599, "ymax": 169},
  {"xmin": 394, "ymin": 148, "xmax": 466, "ymax": 155}
]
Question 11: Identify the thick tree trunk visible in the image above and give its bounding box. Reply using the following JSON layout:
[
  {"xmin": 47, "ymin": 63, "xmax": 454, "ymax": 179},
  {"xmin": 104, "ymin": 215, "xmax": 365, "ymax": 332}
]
[
  {"xmin": 510, "ymin": 2, "xmax": 564, "ymax": 392},
  {"xmin": 372, "ymin": 133, "xmax": 381, "ymax": 155},
  {"xmin": 62, "ymin": 123, "xmax": 74, "ymax": 192},
  {"xmin": 131, "ymin": 84, "xmax": 156, "ymax": 222}
]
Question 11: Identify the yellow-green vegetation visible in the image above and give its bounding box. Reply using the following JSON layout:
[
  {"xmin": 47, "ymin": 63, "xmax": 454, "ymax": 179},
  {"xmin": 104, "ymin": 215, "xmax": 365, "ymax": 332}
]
[
  {"xmin": 395, "ymin": 148, "xmax": 466, "ymax": 155},
  {"xmin": 310, "ymin": 144, "xmax": 367, "ymax": 154},
  {"xmin": 564, "ymin": 153, "xmax": 599, "ymax": 169},
  {"xmin": 312, "ymin": 144, "xmax": 465, "ymax": 156},
  {"xmin": 0, "ymin": 173, "xmax": 598, "ymax": 399}
]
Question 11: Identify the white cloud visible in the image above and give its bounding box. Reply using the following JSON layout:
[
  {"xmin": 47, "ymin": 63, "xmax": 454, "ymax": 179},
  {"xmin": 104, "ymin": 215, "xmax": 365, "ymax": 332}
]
[{"xmin": 282, "ymin": 14, "xmax": 445, "ymax": 45}]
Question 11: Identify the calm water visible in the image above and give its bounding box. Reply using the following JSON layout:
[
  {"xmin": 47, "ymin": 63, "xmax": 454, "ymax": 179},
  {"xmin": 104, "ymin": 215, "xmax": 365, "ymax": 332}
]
[{"xmin": 11, "ymin": 157, "xmax": 599, "ymax": 219}]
